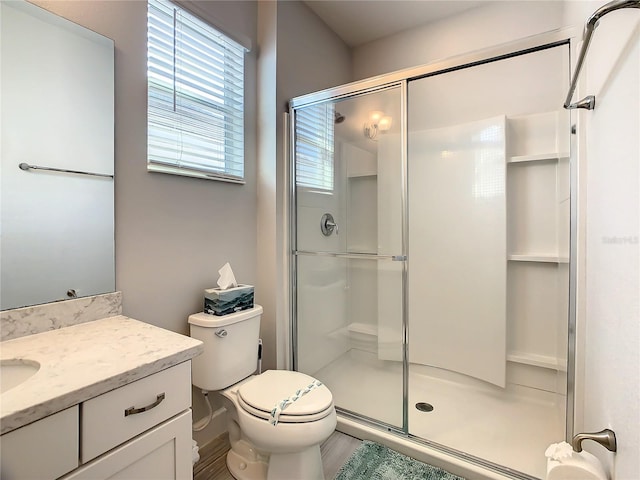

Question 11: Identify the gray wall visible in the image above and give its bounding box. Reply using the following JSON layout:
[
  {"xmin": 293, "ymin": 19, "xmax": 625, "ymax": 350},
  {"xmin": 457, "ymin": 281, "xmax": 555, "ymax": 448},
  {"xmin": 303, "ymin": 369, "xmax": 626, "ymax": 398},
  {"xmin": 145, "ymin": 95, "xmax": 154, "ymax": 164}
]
[
  {"xmin": 30, "ymin": 0, "xmax": 258, "ymax": 446},
  {"xmin": 32, "ymin": 0, "xmax": 351, "ymax": 446},
  {"xmin": 257, "ymin": 0, "xmax": 352, "ymax": 371},
  {"xmin": 31, "ymin": 0, "xmax": 259, "ymax": 337}
]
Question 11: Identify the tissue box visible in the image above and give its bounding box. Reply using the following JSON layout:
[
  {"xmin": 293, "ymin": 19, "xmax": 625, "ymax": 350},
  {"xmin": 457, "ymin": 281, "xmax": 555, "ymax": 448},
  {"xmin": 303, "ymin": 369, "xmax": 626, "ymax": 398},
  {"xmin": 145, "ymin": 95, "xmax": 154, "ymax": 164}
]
[{"xmin": 204, "ymin": 284, "xmax": 254, "ymax": 316}]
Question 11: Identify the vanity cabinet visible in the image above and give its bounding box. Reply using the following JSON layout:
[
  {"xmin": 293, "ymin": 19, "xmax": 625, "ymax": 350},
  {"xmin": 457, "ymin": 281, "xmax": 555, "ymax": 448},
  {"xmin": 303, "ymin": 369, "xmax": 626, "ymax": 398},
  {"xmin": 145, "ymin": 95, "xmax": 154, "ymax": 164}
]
[
  {"xmin": 0, "ymin": 315, "xmax": 202, "ymax": 480},
  {"xmin": 1, "ymin": 362, "xmax": 193, "ymax": 480}
]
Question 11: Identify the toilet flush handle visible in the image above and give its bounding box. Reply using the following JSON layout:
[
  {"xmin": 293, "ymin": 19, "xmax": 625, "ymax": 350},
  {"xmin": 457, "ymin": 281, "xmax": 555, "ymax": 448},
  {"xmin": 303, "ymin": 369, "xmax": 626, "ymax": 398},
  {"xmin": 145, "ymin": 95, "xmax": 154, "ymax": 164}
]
[{"xmin": 215, "ymin": 329, "xmax": 228, "ymax": 338}]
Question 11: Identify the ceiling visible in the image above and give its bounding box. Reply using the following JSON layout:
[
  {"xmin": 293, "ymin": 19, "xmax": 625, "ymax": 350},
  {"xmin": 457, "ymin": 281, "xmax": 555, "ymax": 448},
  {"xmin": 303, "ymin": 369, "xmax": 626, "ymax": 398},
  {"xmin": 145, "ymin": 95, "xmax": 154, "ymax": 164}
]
[{"xmin": 304, "ymin": 1, "xmax": 488, "ymax": 47}]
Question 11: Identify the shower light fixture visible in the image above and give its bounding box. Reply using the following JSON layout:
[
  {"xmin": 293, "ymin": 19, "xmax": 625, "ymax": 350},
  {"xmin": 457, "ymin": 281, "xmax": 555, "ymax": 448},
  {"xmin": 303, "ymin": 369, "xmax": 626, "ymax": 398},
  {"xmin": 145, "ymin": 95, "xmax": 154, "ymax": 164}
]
[{"xmin": 364, "ymin": 110, "xmax": 392, "ymax": 139}]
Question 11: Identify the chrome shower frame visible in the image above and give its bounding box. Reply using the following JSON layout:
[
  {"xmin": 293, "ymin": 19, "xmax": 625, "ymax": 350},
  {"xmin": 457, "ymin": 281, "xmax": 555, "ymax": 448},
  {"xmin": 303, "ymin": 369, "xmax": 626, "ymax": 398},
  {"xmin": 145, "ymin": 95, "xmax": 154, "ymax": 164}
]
[
  {"xmin": 288, "ymin": 26, "xmax": 583, "ymax": 480},
  {"xmin": 564, "ymin": 0, "xmax": 640, "ymax": 109}
]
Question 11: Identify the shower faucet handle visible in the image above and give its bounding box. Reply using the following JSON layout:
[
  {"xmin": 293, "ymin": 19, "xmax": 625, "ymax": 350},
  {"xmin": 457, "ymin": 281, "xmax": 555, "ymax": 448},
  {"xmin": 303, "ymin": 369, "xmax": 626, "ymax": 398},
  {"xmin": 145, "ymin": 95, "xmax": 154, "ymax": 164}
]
[
  {"xmin": 320, "ymin": 213, "xmax": 338, "ymax": 236},
  {"xmin": 325, "ymin": 220, "xmax": 338, "ymax": 234},
  {"xmin": 572, "ymin": 428, "xmax": 617, "ymax": 452}
]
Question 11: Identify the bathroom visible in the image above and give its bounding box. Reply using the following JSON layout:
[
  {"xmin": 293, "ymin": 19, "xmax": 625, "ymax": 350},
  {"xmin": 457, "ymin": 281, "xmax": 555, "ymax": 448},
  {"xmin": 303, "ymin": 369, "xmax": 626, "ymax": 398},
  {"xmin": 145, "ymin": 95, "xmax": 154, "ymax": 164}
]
[{"xmin": 0, "ymin": 0, "xmax": 637, "ymax": 479}]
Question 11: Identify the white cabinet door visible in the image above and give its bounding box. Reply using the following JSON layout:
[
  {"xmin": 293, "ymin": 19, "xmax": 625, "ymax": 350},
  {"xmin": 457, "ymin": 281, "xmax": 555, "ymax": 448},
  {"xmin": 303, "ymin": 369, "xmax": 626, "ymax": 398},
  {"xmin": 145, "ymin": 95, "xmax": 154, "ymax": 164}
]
[
  {"xmin": 0, "ymin": 406, "xmax": 78, "ymax": 480},
  {"xmin": 62, "ymin": 410, "xmax": 193, "ymax": 480}
]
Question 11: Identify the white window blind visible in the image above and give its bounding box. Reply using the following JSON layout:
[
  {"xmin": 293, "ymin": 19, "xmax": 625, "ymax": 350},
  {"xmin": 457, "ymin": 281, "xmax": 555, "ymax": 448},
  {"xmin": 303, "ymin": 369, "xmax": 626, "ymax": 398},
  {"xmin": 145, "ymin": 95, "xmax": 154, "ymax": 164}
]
[
  {"xmin": 147, "ymin": 0, "xmax": 245, "ymax": 183},
  {"xmin": 295, "ymin": 103, "xmax": 335, "ymax": 191}
]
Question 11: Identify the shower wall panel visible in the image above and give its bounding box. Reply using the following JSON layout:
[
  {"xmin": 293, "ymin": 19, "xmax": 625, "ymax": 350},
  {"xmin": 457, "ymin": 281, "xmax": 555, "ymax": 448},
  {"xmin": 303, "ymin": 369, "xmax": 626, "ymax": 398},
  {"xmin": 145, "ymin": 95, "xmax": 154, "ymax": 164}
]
[
  {"xmin": 296, "ymin": 255, "xmax": 349, "ymax": 374},
  {"xmin": 408, "ymin": 116, "xmax": 507, "ymax": 387}
]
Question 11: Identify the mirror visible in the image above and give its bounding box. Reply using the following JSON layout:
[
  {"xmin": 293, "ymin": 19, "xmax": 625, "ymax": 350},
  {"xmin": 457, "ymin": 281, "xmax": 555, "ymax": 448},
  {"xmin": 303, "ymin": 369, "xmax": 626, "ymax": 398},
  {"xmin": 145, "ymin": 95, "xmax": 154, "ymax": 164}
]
[{"xmin": 0, "ymin": 0, "xmax": 115, "ymax": 310}]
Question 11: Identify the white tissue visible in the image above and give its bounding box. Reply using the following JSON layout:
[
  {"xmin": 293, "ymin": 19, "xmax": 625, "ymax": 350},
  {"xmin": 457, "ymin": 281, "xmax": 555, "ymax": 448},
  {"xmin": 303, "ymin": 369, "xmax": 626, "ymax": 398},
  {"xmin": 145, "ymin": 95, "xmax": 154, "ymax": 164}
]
[
  {"xmin": 191, "ymin": 439, "xmax": 200, "ymax": 465},
  {"xmin": 545, "ymin": 442, "xmax": 608, "ymax": 480},
  {"xmin": 545, "ymin": 441, "xmax": 574, "ymax": 461},
  {"xmin": 217, "ymin": 262, "xmax": 238, "ymax": 290}
]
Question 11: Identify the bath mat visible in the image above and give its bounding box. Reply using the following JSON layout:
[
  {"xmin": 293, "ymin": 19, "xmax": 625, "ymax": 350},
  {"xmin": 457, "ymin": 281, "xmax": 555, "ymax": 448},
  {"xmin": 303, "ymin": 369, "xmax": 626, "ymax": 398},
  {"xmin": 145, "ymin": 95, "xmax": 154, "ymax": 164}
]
[{"xmin": 335, "ymin": 440, "xmax": 465, "ymax": 480}]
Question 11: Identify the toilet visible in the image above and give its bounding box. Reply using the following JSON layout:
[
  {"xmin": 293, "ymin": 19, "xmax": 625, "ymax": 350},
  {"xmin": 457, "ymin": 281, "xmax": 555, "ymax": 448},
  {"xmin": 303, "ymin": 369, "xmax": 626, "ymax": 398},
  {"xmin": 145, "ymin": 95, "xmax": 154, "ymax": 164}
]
[{"xmin": 189, "ymin": 305, "xmax": 337, "ymax": 480}]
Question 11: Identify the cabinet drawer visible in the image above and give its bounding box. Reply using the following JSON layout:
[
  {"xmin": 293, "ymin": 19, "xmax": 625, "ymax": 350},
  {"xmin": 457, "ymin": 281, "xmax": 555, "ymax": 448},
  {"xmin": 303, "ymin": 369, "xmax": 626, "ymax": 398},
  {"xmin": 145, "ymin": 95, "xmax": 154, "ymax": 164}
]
[
  {"xmin": 81, "ymin": 361, "xmax": 191, "ymax": 463},
  {"xmin": 0, "ymin": 406, "xmax": 78, "ymax": 480}
]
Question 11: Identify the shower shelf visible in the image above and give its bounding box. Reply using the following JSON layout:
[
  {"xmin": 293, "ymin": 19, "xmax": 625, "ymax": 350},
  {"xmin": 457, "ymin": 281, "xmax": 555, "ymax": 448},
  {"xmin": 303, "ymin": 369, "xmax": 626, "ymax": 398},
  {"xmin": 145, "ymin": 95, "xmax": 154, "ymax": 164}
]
[
  {"xmin": 507, "ymin": 352, "xmax": 567, "ymax": 372},
  {"xmin": 347, "ymin": 322, "xmax": 378, "ymax": 337},
  {"xmin": 507, "ymin": 151, "xmax": 569, "ymax": 163},
  {"xmin": 347, "ymin": 172, "xmax": 377, "ymax": 178},
  {"xmin": 508, "ymin": 254, "xmax": 569, "ymax": 263}
]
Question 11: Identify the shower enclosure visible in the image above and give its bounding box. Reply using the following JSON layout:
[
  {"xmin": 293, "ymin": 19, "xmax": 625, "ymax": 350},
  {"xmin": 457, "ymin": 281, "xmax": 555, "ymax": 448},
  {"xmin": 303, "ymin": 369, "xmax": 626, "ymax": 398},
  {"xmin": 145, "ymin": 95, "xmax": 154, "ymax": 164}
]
[{"xmin": 290, "ymin": 31, "xmax": 573, "ymax": 480}]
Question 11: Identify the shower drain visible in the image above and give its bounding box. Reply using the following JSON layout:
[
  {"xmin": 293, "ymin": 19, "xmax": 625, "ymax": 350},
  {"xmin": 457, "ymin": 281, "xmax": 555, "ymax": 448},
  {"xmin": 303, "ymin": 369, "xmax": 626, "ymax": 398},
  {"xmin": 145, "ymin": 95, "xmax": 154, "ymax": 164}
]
[{"xmin": 415, "ymin": 402, "xmax": 434, "ymax": 412}]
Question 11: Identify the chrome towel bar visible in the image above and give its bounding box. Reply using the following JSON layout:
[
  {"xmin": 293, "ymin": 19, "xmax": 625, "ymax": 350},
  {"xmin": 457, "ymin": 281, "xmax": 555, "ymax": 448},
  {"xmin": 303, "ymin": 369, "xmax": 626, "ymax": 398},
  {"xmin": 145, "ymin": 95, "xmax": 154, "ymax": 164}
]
[
  {"xmin": 564, "ymin": 0, "xmax": 640, "ymax": 110},
  {"xmin": 18, "ymin": 162, "xmax": 113, "ymax": 179}
]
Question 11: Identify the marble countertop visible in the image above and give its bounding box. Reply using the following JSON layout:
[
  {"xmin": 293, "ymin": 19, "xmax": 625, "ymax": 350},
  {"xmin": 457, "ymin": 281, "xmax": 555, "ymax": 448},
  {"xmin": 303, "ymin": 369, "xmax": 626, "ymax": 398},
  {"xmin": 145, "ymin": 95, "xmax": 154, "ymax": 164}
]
[{"xmin": 0, "ymin": 315, "xmax": 203, "ymax": 435}]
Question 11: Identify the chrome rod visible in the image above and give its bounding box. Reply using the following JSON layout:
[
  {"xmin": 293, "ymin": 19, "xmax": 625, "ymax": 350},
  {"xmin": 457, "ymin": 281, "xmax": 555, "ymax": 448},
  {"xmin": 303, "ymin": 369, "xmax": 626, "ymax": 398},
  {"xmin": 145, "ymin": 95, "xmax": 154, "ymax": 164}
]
[
  {"xmin": 18, "ymin": 162, "xmax": 113, "ymax": 179},
  {"xmin": 400, "ymin": 79, "xmax": 409, "ymax": 435},
  {"xmin": 295, "ymin": 250, "xmax": 406, "ymax": 261},
  {"xmin": 564, "ymin": 0, "xmax": 640, "ymax": 110}
]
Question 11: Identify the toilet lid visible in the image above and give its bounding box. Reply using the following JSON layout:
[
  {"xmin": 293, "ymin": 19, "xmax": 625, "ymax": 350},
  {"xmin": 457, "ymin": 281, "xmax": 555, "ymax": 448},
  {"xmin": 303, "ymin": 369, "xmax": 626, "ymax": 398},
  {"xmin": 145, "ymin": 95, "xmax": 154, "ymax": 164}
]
[{"xmin": 238, "ymin": 370, "xmax": 333, "ymax": 422}]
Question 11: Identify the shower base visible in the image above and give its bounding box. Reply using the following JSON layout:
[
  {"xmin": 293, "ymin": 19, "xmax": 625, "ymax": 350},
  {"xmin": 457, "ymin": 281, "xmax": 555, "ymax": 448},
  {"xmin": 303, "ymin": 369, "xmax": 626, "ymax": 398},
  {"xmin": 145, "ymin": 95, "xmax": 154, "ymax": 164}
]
[{"xmin": 315, "ymin": 349, "xmax": 564, "ymax": 479}]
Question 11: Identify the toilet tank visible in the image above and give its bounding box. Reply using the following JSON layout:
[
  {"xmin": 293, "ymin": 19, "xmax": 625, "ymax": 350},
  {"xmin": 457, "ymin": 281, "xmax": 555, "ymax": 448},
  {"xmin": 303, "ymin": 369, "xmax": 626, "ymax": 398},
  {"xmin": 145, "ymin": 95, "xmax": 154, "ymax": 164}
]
[{"xmin": 189, "ymin": 305, "xmax": 262, "ymax": 391}]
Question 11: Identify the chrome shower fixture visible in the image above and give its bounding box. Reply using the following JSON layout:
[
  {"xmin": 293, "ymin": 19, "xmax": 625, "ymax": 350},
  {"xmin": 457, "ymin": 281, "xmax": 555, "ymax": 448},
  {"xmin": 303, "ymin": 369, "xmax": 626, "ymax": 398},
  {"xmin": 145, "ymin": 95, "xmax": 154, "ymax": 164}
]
[{"xmin": 564, "ymin": 0, "xmax": 640, "ymax": 109}]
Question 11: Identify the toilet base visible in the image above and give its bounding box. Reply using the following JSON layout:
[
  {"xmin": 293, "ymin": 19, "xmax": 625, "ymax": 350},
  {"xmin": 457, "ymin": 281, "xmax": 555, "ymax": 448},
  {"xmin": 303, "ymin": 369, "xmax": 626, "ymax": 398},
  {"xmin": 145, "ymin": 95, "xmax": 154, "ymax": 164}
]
[
  {"xmin": 267, "ymin": 446, "xmax": 324, "ymax": 480},
  {"xmin": 226, "ymin": 444, "xmax": 325, "ymax": 480},
  {"xmin": 226, "ymin": 448, "xmax": 268, "ymax": 480}
]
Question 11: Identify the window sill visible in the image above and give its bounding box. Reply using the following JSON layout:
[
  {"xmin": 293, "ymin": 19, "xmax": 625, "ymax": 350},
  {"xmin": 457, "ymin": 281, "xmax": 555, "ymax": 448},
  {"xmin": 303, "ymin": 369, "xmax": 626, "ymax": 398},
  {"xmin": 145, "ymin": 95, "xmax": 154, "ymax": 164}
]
[{"xmin": 147, "ymin": 164, "xmax": 245, "ymax": 185}]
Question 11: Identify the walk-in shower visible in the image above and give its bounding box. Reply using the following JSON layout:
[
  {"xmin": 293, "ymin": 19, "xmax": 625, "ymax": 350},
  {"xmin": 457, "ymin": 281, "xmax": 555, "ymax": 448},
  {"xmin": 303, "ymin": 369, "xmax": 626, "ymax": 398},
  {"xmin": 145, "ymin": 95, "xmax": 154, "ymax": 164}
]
[{"xmin": 289, "ymin": 30, "xmax": 576, "ymax": 480}]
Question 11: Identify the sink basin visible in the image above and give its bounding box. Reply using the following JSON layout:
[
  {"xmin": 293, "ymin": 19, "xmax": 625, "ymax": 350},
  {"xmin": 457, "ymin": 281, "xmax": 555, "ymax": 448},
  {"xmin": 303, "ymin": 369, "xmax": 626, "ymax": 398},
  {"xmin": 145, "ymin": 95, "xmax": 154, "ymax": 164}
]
[{"xmin": 1, "ymin": 359, "xmax": 40, "ymax": 394}]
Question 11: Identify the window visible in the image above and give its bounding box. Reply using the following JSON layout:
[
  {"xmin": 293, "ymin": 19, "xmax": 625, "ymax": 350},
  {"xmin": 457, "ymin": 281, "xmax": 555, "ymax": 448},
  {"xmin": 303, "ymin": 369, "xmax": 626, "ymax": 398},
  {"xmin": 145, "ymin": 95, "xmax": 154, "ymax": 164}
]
[
  {"xmin": 295, "ymin": 103, "xmax": 335, "ymax": 192},
  {"xmin": 147, "ymin": 0, "xmax": 246, "ymax": 183}
]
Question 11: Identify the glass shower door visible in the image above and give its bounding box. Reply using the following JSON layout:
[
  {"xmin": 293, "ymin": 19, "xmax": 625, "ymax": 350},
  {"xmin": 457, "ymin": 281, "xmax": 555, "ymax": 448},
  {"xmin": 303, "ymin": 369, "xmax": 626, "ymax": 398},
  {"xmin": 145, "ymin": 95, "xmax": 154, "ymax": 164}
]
[
  {"xmin": 292, "ymin": 86, "xmax": 405, "ymax": 429},
  {"xmin": 406, "ymin": 44, "xmax": 570, "ymax": 476}
]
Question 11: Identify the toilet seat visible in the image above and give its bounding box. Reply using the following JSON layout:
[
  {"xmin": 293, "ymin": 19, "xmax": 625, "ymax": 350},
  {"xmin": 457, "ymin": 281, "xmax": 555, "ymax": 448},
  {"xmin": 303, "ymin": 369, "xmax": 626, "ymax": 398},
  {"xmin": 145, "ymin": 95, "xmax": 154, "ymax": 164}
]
[{"xmin": 237, "ymin": 370, "xmax": 334, "ymax": 424}]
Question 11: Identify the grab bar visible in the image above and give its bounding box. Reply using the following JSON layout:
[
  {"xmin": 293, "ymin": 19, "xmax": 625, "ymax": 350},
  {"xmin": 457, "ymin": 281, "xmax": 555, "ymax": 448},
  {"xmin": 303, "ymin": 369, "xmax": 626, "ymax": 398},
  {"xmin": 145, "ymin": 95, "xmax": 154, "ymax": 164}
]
[
  {"xmin": 295, "ymin": 251, "xmax": 406, "ymax": 261},
  {"xmin": 18, "ymin": 162, "xmax": 113, "ymax": 179},
  {"xmin": 564, "ymin": 0, "xmax": 640, "ymax": 110}
]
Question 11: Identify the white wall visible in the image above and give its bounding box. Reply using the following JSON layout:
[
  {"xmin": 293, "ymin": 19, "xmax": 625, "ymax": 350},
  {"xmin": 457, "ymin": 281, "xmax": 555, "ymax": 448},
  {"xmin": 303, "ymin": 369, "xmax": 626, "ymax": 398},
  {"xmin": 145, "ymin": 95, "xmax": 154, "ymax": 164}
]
[
  {"xmin": 563, "ymin": 3, "xmax": 640, "ymax": 479},
  {"xmin": 352, "ymin": 1, "xmax": 564, "ymax": 80}
]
